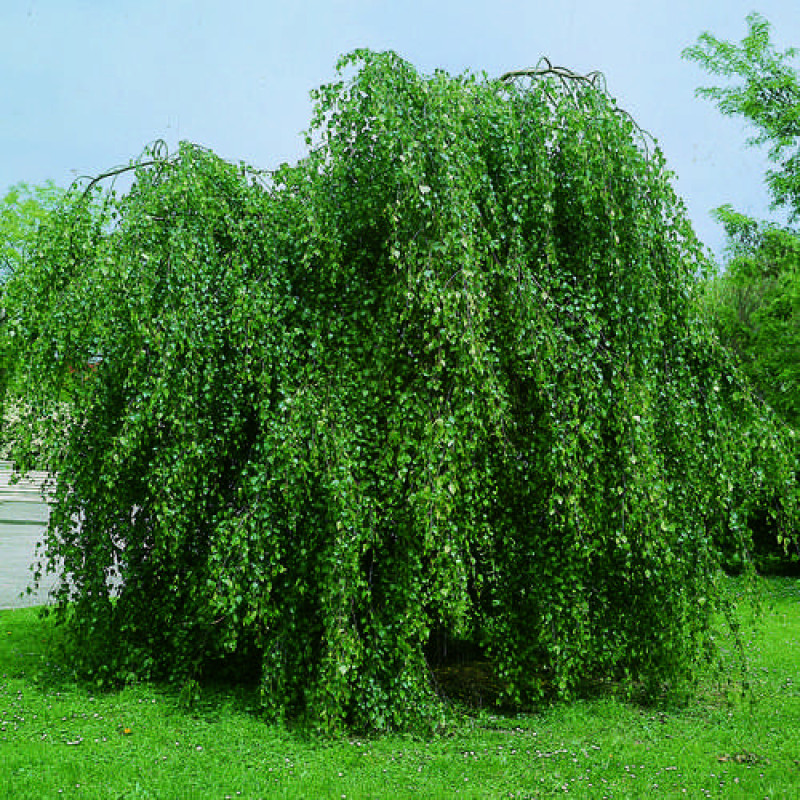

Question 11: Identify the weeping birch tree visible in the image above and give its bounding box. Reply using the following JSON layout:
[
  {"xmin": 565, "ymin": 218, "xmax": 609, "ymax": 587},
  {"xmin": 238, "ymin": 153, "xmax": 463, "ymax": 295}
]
[{"xmin": 6, "ymin": 51, "xmax": 797, "ymax": 731}]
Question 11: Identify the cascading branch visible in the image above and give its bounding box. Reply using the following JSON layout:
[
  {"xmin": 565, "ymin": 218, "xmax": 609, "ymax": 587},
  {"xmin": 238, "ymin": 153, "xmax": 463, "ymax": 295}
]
[{"xmin": 4, "ymin": 49, "xmax": 797, "ymax": 731}]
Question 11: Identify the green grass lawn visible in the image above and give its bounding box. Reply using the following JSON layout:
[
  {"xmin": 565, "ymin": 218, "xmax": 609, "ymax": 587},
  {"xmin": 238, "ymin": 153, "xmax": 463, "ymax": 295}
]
[{"xmin": 1, "ymin": 578, "xmax": 798, "ymax": 799}]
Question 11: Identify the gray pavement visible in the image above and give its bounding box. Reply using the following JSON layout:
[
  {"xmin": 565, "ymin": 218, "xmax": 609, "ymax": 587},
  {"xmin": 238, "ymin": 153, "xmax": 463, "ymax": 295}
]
[{"xmin": 0, "ymin": 461, "xmax": 59, "ymax": 609}]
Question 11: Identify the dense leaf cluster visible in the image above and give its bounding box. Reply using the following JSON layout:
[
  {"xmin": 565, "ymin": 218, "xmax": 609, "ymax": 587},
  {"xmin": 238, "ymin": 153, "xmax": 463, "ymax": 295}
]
[
  {"xmin": 4, "ymin": 50, "xmax": 797, "ymax": 731},
  {"xmin": 698, "ymin": 220, "xmax": 800, "ymax": 570},
  {"xmin": 702, "ymin": 215, "xmax": 800, "ymax": 427}
]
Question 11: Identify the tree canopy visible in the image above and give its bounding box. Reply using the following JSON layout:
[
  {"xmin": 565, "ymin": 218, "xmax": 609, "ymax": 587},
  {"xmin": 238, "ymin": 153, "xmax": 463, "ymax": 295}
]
[
  {"xmin": 683, "ymin": 11, "xmax": 800, "ymax": 221},
  {"xmin": 684, "ymin": 15, "xmax": 800, "ymax": 426},
  {"xmin": 5, "ymin": 50, "xmax": 797, "ymax": 731},
  {"xmin": 684, "ymin": 15, "xmax": 800, "ymax": 571},
  {"xmin": 685, "ymin": 14, "xmax": 800, "ymax": 414}
]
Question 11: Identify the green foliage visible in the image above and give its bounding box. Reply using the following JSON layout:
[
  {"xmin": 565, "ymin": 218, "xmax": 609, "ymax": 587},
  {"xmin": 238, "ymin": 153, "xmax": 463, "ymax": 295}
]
[
  {"xmin": 6, "ymin": 50, "xmax": 798, "ymax": 731},
  {"xmin": 701, "ymin": 213, "xmax": 800, "ymax": 427},
  {"xmin": 685, "ymin": 14, "xmax": 800, "ymax": 424},
  {"xmin": 683, "ymin": 12, "xmax": 800, "ymax": 220},
  {"xmin": 685, "ymin": 15, "xmax": 800, "ymax": 571},
  {"xmin": 0, "ymin": 182, "xmax": 102, "ymax": 460},
  {"xmin": 697, "ymin": 216, "xmax": 800, "ymax": 571},
  {"xmin": 0, "ymin": 181, "xmax": 68, "ymax": 441},
  {"xmin": 0, "ymin": 181, "xmax": 66, "ymax": 281}
]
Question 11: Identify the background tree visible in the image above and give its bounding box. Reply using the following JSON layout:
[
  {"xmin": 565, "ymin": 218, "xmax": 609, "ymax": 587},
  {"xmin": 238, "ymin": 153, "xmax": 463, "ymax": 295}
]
[
  {"xmin": 7, "ymin": 51, "xmax": 798, "ymax": 731},
  {"xmin": 0, "ymin": 181, "xmax": 65, "ymax": 282},
  {"xmin": 683, "ymin": 11, "xmax": 800, "ymax": 220},
  {"xmin": 684, "ymin": 15, "xmax": 800, "ymax": 571},
  {"xmin": 1, "ymin": 181, "xmax": 67, "ymax": 454},
  {"xmin": 699, "ymin": 214, "xmax": 800, "ymax": 427},
  {"xmin": 683, "ymin": 12, "xmax": 800, "ymax": 408}
]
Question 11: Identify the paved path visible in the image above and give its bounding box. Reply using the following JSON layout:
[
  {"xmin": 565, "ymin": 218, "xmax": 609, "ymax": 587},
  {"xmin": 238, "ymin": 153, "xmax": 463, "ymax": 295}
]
[{"xmin": 0, "ymin": 461, "xmax": 59, "ymax": 609}]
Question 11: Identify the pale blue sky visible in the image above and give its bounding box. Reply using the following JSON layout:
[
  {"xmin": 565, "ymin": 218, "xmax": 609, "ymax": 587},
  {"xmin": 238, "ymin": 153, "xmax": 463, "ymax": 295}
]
[{"xmin": 2, "ymin": 1, "xmax": 799, "ymax": 256}]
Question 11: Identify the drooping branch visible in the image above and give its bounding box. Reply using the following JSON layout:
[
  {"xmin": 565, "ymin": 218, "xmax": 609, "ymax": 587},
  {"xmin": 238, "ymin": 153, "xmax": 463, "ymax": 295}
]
[
  {"xmin": 76, "ymin": 139, "xmax": 174, "ymax": 199},
  {"xmin": 500, "ymin": 57, "xmax": 606, "ymax": 91},
  {"xmin": 500, "ymin": 57, "xmax": 655, "ymax": 157}
]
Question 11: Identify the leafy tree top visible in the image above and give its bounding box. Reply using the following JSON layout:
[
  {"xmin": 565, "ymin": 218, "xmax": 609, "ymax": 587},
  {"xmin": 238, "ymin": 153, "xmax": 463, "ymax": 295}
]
[{"xmin": 683, "ymin": 12, "xmax": 800, "ymax": 221}]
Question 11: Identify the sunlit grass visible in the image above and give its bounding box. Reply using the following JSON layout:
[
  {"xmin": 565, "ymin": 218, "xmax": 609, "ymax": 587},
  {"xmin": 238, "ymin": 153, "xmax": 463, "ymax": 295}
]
[{"xmin": 1, "ymin": 578, "xmax": 798, "ymax": 798}]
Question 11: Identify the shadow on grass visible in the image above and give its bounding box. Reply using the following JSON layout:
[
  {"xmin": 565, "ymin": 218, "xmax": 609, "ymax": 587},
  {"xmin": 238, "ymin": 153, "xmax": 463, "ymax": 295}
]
[
  {"xmin": 2, "ymin": 585, "xmax": 771, "ymax": 737},
  {"xmin": 0, "ymin": 605, "xmax": 266, "ymax": 727}
]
